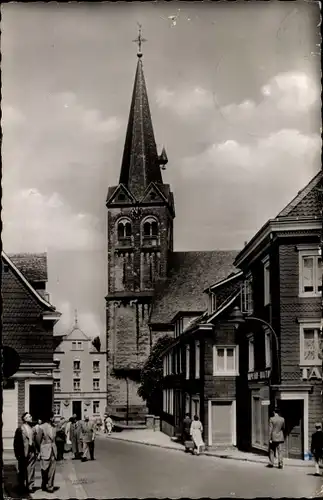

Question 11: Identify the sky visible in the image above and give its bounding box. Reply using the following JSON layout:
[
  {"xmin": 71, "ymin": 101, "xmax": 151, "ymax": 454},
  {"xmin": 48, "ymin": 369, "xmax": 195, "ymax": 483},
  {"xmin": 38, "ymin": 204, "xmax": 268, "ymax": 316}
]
[{"xmin": 1, "ymin": 2, "xmax": 321, "ymax": 341}]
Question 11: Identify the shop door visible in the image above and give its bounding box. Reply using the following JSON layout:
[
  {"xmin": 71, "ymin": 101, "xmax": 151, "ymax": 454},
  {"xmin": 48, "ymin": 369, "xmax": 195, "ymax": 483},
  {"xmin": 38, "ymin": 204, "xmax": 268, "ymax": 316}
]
[
  {"xmin": 211, "ymin": 401, "xmax": 233, "ymax": 445},
  {"xmin": 29, "ymin": 384, "xmax": 53, "ymax": 424},
  {"xmin": 280, "ymin": 400, "xmax": 304, "ymax": 459}
]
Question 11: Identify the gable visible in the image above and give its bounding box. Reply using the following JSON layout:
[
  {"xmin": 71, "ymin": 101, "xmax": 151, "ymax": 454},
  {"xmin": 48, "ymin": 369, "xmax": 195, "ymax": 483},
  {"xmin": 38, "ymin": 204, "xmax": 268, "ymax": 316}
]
[
  {"xmin": 65, "ymin": 326, "xmax": 91, "ymax": 342},
  {"xmin": 106, "ymin": 184, "xmax": 137, "ymax": 206},
  {"xmin": 140, "ymin": 183, "xmax": 168, "ymax": 204},
  {"xmin": 277, "ymin": 170, "xmax": 322, "ymax": 218}
]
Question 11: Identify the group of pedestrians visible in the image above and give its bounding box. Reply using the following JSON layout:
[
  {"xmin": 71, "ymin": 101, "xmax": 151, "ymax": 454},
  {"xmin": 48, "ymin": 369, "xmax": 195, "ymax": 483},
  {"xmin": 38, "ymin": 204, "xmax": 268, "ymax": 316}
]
[{"xmin": 13, "ymin": 411, "xmax": 98, "ymax": 494}]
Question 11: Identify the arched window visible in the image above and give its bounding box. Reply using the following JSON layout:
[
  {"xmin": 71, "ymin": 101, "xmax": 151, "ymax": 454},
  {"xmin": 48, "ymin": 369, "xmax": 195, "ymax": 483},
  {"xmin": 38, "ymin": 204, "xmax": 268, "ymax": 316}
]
[
  {"xmin": 117, "ymin": 218, "xmax": 132, "ymax": 240},
  {"xmin": 142, "ymin": 217, "xmax": 159, "ymax": 238}
]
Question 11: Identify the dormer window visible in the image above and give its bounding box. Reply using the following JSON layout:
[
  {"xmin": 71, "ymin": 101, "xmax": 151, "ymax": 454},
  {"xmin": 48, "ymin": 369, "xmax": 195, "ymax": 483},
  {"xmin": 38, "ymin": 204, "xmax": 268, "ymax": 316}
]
[
  {"xmin": 117, "ymin": 218, "xmax": 132, "ymax": 240},
  {"xmin": 209, "ymin": 293, "xmax": 217, "ymax": 314},
  {"xmin": 241, "ymin": 274, "xmax": 253, "ymax": 315}
]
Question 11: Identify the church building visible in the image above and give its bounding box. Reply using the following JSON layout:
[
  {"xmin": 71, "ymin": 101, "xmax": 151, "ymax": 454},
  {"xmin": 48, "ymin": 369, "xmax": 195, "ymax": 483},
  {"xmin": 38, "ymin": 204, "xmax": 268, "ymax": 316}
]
[{"xmin": 105, "ymin": 31, "xmax": 237, "ymax": 417}]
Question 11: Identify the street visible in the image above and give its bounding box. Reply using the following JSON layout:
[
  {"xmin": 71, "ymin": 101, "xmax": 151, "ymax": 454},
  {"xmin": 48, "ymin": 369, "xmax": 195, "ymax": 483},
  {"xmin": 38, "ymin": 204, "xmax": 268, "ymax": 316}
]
[{"xmin": 53, "ymin": 436, "xmax": 322, "ymax": 498}]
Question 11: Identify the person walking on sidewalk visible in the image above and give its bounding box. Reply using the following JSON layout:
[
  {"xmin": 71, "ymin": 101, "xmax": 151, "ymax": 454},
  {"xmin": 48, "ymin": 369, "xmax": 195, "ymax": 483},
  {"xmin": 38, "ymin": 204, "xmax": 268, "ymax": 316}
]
[
  {"xmin": 81, "ymin": 415, "xmax": 95, "ymax": 462},
  {"xmin": 70, "ymin": 415, "xmax": 82, "ymax": 459},
  {"xmin": 88, "ymin": 418, "xmax": 96, "ymax": 460},
  {"xmin": 55, "ymin": 418, "xmax": 66, "ymax": 461},
  {"xmin": 13, "ymin": 412, "xmax": 37, "ymax": 494},
  {"xmin": 190, "ymin": 415, "xmax": 204, "ymax": 456},
  {"xmin": 182, "ymin": 413, "xmax": 192, "ymax": 452},
  {"xmin": 36, "ymin": 412, "xmax": 58, "ymax": 493},
  {"xmin": 268, "ymin": 407, "xmax": 285, "ymax": 469},
  {"xmin": 311, "ymin": 422, "xmax": 323, "ymax": 476},
  {"xmin": 105, "ymin": 415, "xmax": 113, "ymax": 436}
]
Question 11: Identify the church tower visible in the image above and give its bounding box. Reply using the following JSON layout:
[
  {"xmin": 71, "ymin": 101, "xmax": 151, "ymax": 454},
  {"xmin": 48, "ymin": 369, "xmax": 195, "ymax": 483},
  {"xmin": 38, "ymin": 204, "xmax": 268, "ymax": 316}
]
[{"xmin": 105, "ymin": 28, "xmax": 175, "ymax": 414}]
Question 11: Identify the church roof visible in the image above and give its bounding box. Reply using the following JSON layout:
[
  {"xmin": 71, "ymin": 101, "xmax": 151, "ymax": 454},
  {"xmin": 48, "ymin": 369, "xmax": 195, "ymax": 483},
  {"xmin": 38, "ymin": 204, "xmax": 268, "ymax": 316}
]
[
  {"xmin": 8, "ymin": 253, "xmax": 48, "ymax": 282},
  {"xmin": 149, "ymin": 250, "xmax": 239, "ymax": 325},
  {"xmin": 118, "ymin": 56, "xmax": 163, "ymax": 200}
]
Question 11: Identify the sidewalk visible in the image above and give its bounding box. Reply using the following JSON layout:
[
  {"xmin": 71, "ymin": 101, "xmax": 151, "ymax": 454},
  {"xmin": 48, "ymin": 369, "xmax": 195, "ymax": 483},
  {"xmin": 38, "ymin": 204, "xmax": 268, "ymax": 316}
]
[
  {"xmin": 100, "ymin": 429, "xmax": 313, "ymax": 468},
  {"xmin": 2, "ymin": 451, "xmax": 87, "ymax": 499}
]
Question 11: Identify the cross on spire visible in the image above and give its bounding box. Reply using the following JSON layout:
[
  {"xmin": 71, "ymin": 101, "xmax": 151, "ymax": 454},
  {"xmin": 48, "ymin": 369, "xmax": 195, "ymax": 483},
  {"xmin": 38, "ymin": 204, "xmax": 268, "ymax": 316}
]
[
  {"xmin": 133, "ymin": 23, "xmax": 147, "ymax": 58},
  {"xmin": 74, "ymin": 309, "xmax": 78, "ymax": 327}
]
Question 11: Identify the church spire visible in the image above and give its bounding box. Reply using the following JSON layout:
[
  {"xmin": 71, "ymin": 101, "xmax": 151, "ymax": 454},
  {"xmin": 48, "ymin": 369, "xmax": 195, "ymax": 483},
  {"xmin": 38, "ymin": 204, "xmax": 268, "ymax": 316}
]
[{"xmin": 119, "ymin": 26, "xmax": 163, "ymax": 199}]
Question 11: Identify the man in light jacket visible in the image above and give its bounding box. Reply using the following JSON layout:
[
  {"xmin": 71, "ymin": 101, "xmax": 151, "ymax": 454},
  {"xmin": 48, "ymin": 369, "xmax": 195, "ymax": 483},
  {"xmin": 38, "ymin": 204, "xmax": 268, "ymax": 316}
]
[
  {"xmin": 36, "ymin": 412, "xmax": 57, "ymax": 493},
  {"xmin": 268, "ymin": 407, "xmax": 285, "ymax": 469},
  {"xmin": 81, "ymin": 415, "xmax": 95, "ymax": 462},
  {"xmin": 13, "ymin": 412, "xmax": 37, "ymax": 493}
]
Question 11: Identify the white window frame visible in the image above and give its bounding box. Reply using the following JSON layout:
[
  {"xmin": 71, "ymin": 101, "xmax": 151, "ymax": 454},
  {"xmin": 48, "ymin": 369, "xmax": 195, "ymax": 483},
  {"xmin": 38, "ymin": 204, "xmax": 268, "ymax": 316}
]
[
  {"xmin": 162, "ymin": 389, "xmax": 174, "ymax": 415},
  {"xmin": 208, "ymin": 293, "xmax": 217, "ymax": 314},
  {"xmin": 93, "ymin": 378, "xmax": 100, "ymax": 391},
  {"xmin": 53, "ymin": 379, "xmax": 61, "ymax": 392},
  {"xmin": 93, "ymin": 401, "xmax": 100, "ymax": 414},
  {"xmin": 263, "ymin": 258, "xmax": 270, "ymax": 306},
  {"xmin": 163, "ymin": 356, "xmax": 167, "ymax": 377},
  {"xmin": 53, "ymin": 401, "xmax": 61, "ymax": 417},
  {"xmin": 195, "ymin": 341, "xmax": 200, "ymax": 379},
  {"xmin": 77, "ymin": 341, "xmax": 83, "ymax": 350},
  {"xmin": 72, "ymin": 341, "xmax": 77, "ymax": 351},
  {"xmin": 186, "ymin": 345, "xmax": 190, "ymax": 380},
  {"xmin": 241, "ymin": 274, "xmax": 253, "ymax": 315},
  {"xmin": 248, "ymin": 335, "xmax": 255, "ymax": 373},
  {"xmin": 265, "ymin": 331, "xmax": 271, "ymax": 368},
  {"xmin": 213, "ymin": 345, "xmax": 239, "ymax": 376},
  {"xmin": 191, "ymin": 395, "xmax": 200, "ymax": 418},
  {"xmin": 299, "ymin": 249, "xmax": 322, "ymax": 297},
  {"xmin": 73, "ymin": 378, "xmax": 81, "ymax": 392},
  {"xmin": 300, "ymin": 323, "xmax": 322, "ymax": 366}
]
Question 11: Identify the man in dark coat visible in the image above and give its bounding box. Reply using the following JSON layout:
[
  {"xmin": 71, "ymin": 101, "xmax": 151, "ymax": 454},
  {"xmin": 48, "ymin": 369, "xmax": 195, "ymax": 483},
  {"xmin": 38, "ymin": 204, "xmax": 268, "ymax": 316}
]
[
  {"xmin": 268, "ymin": 407, "xmax": 285, "ymax": 469},
  {"xmin": 80, "ymin": 415, "xmax": 95, "ymax": 462},
  {"xmin": 311, "ymin": 422, "xmax": 323, "ymax": 476},
  {"xmin": 13, "ymin": 412, "xmax": 37, "ymax": 493},
  {"xmin": 182, "ymin": 413, "xmax": 192, "ymax": 452},
  {"xmin": 70, "ymin": 414, "xmax": 82, "ymax": 459}
]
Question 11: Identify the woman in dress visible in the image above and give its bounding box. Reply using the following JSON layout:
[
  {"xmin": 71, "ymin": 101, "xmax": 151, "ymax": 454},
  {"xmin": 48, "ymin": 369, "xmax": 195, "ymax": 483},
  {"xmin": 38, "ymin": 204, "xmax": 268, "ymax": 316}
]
[
  {"xmin": 104, "ymin": 415, "xmax": 113, "ymax": 436},
  {"xmin": 190, "ymin": 415, "xmax": 204, "ymax": 455},
  {"xmin": 64, "ymin": 417, "xmax": 73, "ymax": 454}
]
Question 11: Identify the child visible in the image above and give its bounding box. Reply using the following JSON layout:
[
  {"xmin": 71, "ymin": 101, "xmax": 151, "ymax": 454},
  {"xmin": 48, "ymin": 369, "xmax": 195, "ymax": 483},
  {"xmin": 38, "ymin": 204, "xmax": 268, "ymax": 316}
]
[{"xmin": 311, "ymin": 422, "xmax": 323, "ymax": 476}]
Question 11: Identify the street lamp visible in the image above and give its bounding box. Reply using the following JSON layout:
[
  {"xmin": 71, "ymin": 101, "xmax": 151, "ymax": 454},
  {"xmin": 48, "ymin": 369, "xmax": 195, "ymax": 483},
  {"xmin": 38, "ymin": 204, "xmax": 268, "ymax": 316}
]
[{"xmin": 228, "ymin": 306, "xmax": 281, "ymax": 407}]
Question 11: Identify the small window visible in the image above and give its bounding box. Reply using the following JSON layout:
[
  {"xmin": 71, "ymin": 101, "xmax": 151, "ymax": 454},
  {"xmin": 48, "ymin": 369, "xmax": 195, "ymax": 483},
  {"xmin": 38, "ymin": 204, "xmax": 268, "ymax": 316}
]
[
  {"xmin": 53, "ymin": 402, "xmax": 61, "ymax": 416},
  {"xmin": 299, "ymin": 251, "xmax": 322, "ymax": 296},
  {"xmin": 93, "ymin": 379, "xmax": 100, "ymax": 391},
  {"xmin": 241, "ymin": 275, "xmax": 253, "ymax": 315},
  {"xmin": 54, "ymin": 379, "xmax": 61, "ymax": 392},
  {"xmin": 186, "ymin": 345, "xmax": 190, "ymax": 380},
  {"xmin": 209, "ymin": 293, "xmax": 217, "ymax": 314},
  {"xmin": 300, "ymin": 325, "xmax": 322, "ymax": 366},
  {"xmin": 93, "ymin": 360, "xmax": 100, "ymax": 372},
  {"xmin": 54, "ymin": 359, "xmax": 60, "ymax": 370},
  {"xmin": 264, "ymin": 260, "xmax": 270, "ymax": 306},
  {"xmin": 195, "ymin": 341, "xmax": 200, "ymax": 379},
  {"xmin": 73, "ymin": 378, "xmax": 81, "ymax": 391},
  {"xmin": 77, "ymin": 342, "xmax": 83, "ymax": 350},
  {"xmin": 248, "ymin": 336, "xmax": 255, "ymax": 372},
  {"xmin": 117, "ymin": 219, "xmax": 132, "ymax": 239},
  {"xmin": 265, "ymin": 332, "xmax": 271, "ymax": 368},
  {"xmin": 93, "ymin": 401, "xmax": 100, "ymax": 414},
  {"xmin": 213, "ymin": 346, "xmax": 239, "ymax": 376},
  {"xmin": 72, "ymin": 342, "xmax": 77, "ymax": 351},
  {"xmin": 73, "ymin": 360, "xmax": 81, "ymax": 371},
  {"xmin": 142, "ymin": 218, "xmax": 159, "ymax": 238}
]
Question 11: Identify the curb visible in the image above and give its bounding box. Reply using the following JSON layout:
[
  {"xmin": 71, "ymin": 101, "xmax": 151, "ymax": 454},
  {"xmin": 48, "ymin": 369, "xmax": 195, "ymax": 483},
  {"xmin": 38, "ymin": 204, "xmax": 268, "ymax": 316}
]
[{"xmin": 102, "ymin": 434, "xmax": 312, "ymax": 468}]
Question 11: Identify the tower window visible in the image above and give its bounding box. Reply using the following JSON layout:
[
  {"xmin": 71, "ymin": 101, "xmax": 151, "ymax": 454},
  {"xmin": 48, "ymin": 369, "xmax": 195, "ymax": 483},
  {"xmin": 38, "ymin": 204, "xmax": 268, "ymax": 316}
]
[
  {"xmin": 117, "ymin": 219, "xmax": 132, "ymax": 239},
  {"xmin": 143, "ymin": 218, "xmax": 158, "ymax": 238}
]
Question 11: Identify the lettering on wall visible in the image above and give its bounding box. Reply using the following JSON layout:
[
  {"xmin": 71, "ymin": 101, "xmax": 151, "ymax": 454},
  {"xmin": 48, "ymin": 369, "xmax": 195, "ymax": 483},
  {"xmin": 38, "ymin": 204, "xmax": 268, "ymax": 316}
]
[
  {"xmin": 248, "ymin": 369, "xmax": 271, "ymax": 381},
  {"xmin": 301, "ymin": 366, "xmax": 323, "ymax": 381}
]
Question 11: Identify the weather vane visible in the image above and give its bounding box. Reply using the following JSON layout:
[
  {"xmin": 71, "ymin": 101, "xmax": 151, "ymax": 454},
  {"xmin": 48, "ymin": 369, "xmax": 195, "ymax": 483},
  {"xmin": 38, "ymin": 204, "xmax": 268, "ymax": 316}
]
[{"xmin": 133, "ymin": 23, "xmax": 147, "ymax": 58}]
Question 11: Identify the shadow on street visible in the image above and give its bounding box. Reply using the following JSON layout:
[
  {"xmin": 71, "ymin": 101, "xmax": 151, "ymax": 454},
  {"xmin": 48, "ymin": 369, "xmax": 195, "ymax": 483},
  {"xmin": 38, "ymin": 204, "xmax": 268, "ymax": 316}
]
[{"xmin": 3, "ymin": 463, "xmax": 31, "ymax": 500}]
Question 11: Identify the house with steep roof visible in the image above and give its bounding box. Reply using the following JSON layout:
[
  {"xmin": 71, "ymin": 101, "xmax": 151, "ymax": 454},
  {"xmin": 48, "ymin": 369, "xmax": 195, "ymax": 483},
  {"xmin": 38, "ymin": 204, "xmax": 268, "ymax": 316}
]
[
  {"xmin": 233, "ymin": 169, "xmax": 322, "ymax": 460},
  {"xmin": 158, "ymin": 270, "xmax": 243, "ymax": 445},
  {"xmin": 105, "ymin": 37, "xmax": 239, "ymax": 417},
  {"xmin": 53, "ymin": 312, "xmax": 107, "ymax": 421},
  {"xmin": 2, "ymin": 251, "xmax": 61, "ymax": 449}
]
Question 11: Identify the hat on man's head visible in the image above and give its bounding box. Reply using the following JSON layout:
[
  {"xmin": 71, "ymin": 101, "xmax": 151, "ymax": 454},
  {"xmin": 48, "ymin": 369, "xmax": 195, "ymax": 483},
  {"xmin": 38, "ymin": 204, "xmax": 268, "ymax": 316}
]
[{"xmin": 315, "ymin": 422, "xmax": 322, "ymax": 429}]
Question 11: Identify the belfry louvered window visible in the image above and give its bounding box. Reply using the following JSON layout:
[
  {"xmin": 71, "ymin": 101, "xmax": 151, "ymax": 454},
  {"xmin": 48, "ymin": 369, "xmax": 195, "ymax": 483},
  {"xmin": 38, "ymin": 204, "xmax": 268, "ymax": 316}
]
[{"xmin": 117, "ymin": 219, "xmax": 132, "ymax": 239}]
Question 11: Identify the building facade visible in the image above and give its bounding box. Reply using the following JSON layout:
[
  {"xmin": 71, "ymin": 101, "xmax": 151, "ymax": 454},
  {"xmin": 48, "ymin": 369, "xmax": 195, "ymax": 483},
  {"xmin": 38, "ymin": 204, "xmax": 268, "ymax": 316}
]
[
  {"xmin": 53, "ymin": 315, "xmax": 107, "ymax": 421},
  {"xmin": 159, "ymin": 272, "xmax": 243, "ymax": 447},
  {"xmin": 2, "ymin": 252, "xmax": 61, "ymax": 449},
  {"xmin": 234, "ymin": 170, "xmax": 323, "ymax": 460}
]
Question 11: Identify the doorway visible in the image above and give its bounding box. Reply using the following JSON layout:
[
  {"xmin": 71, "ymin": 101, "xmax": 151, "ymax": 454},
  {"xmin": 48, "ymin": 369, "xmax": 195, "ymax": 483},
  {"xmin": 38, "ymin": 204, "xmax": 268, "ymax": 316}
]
[
  {"xmin": 280, "ymin": 400, "xmax": 304, "ymax": 459},
  {"xmin": 29, "ymin": 384, "xmax": 53, "ymax": 423},
  {"xmin": 211, "ymin": 401, "xmax": 233, "ymax": 445},
  {"xmin": 72, "ymin": 401, "xmax": 82, "ymax": 420}
]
